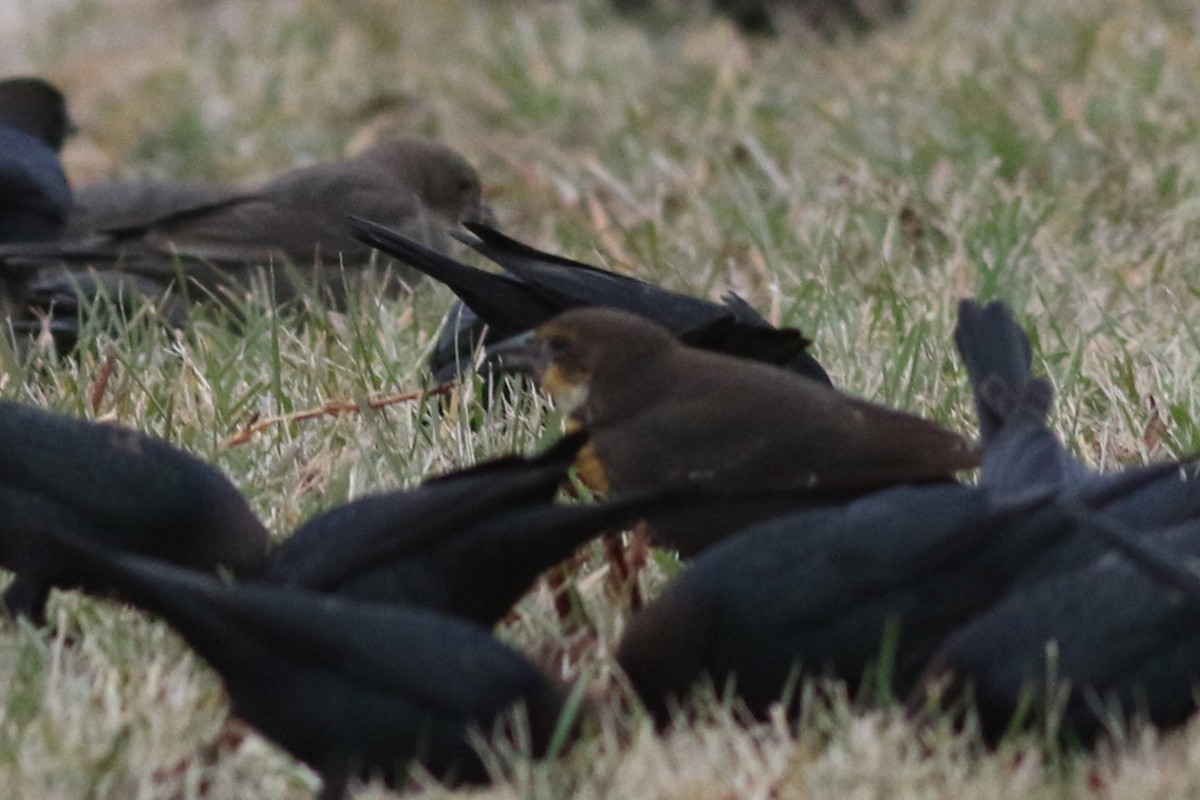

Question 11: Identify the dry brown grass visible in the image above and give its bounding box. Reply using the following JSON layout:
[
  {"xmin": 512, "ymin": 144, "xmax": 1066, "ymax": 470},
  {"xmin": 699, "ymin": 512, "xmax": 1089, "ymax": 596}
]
[{"xmin": 2, "ymin": 0, "xmax": 1200, "ymax": 797}]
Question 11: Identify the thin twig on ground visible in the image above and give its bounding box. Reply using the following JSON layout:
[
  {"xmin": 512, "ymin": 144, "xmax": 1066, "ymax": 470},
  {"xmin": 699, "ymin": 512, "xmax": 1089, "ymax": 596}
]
[{"xmin": 226, "ymin": 382, "xmax": 456, "ymax": 446}]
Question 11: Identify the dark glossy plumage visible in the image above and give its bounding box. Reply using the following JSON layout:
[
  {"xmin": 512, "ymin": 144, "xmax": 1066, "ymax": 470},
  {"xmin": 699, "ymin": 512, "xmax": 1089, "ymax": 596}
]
[
  {"xmin": 904, "ymin": 300, "xmax": 1200, "ymax": 741},
  {"xmin": 265, "ymin": 431, "xmax": 747, "ymax": 626},
  {"xmin": 616, "ymin": 482, "xmax": 1088, "ymax": 719},
  {"xmin": 954, "ymin": 299, "xmax": 1200, "ymax": 583},
  {"xmin": 0, "ymin": 401, "xmax": 269, "ymax": 623},
  {"xmin": 618, "ymin": 450, "xmax": 1195, "ymax": 722},
  {"xmin": 266, "ymin": 434, "xmax": 640, "ymax": 623},
  {"xmin": 44, "ymin": 534, "xmax": 569, "ymax": 800},
  {"xmin": 348, "ymin": 216, "xmax": 830, "ymax": 384},
  {"xmin": 954, "ymin": 299, "xmax": 1090, "ymax": 492},
  {"xmin": 925, "ymin": 513, "xmax": 1200, "ymax": 743},
  {"xmin": 0, "ymin": 77, "xmax": 72, "ymax": 243}
]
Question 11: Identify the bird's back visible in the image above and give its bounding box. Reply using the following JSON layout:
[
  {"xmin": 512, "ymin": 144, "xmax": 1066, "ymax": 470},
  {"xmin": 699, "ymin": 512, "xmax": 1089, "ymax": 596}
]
[{"xmin": 591, "ymin": 344, "xmax": 978, "ymax": 494}]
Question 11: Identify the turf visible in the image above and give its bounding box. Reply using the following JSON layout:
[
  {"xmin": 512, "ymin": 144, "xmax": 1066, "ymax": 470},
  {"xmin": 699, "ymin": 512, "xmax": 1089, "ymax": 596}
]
[{"xmin": 2, "ymin": 0, "xmax": 1200, "ymax": 797}]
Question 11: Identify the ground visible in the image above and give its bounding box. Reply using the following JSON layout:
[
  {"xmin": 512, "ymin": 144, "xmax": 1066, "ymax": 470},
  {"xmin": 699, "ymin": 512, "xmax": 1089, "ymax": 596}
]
[{"xmin": 1, "ymin": 0, "xmax": 1200, "ymax": 797}]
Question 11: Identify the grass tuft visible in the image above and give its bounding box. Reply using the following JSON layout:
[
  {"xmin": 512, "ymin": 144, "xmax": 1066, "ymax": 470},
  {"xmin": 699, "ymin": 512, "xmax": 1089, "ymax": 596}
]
[{"xmin": 3, "ymin": 0, "xmax": 1200, "ymax": 796}]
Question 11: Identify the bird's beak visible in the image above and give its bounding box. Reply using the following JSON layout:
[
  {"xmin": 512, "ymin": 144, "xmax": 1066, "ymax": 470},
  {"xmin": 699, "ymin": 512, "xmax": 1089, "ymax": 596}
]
[
  {"xmin": 465, "ymin": 200, "xmax": 498, "ymax": 228},
  {"xmin": 484, "ymin": 330, "xmax": 550, "ymax": 380}
]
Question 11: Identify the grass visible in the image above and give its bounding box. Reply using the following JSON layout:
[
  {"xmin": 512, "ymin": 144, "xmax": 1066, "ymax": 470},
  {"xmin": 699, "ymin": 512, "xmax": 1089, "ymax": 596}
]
[{"xmin": 3, "ymin": 0, "xmax": 1200, "ymax": 796}]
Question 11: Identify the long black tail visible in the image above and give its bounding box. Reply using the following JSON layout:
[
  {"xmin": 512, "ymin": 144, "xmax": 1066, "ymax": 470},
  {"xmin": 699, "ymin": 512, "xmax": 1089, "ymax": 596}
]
[
  {"xmin": 954, "ymin": 299, "xmax": 1089, "ymax": 493},
  {"xmin": 348, "ymin": 215, "xmax": 558, "ymax": 337},
  {"xmin": 953, "ymin": 299, "xmax": 1038, "ymax": 443},
  {"xmin": 35, "ymin": 526, "xmax": 251, "ymax": 648}
]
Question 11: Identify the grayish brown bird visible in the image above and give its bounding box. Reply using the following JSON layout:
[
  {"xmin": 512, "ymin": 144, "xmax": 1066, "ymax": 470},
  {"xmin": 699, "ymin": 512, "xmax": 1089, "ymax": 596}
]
[
  {"xmin": 56, "ymin": 138, "xmax": 487, "ymax": 271},
  {"xmin": 2, "ymin": 137, "xmax": 491, "ymax": 346}
]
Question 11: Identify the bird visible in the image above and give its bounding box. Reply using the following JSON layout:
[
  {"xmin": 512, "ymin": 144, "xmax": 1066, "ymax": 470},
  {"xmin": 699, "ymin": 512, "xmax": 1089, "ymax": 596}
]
[
  {"xmin": 905, "ymin": 299, "xmax": 1200, "ymax": 741},
  {"xmin": 610, "ymin": 0, "xmax": 911, "ymax": 37},
  {"xmin": 486, "ymin": 307, "xmax": 978, "ymax": 554},
  {"xmin": 953, "ymin": 298, "xmax": 1200, "ymax": 584},
  {"xmin": 615, "ymin": 480, "xmax": 1093, "ymax": 721},
  {"xmin": 616, "ymin": 449, "xmax": 1195, "ymax": 723},
  {"xmin": 262, "ymin": 431, "xmax": 719, "ymax": 626},
  {"xmin": 40, "ymin": 531, "xmax": 573, "ymax": 800},
  {"xmin": 1073, "ymin": 506, "xmax": 1200, "ymax": 604},
  {"xmin": 710, "ymin": 0, "xmax": 912, "ymax": 36},
  {"xmin": 347, "ymin": 215, "xmax": 831, "ymax": 385},
  {"xmin": 7, "ymin": 268, "xmax": 190, "ymax": 352},
  {"xmin": 62, "ymin": 178, "xmax": 250, "ymax": 239},
  {"xmin": 923, "ymin": 510, "xmax": 1200, "ymax": 744},
  {"xmin": 2, "ymin": 138, "xmax": 491, "ymax": 344},
  {"xmin": 954, "ymin": 298, "xmax": 1090, "ymax": 494},
  {"xmin": 0, "ymin": 400, "xmax": 269, "ymax": 624},
  {"xmin": 0, "ymin": 76, "xmax": 73, "ymax": 243},
  {"xmin": 610, "ymin": 298, "xmax": 1200, "ymax": 719}
]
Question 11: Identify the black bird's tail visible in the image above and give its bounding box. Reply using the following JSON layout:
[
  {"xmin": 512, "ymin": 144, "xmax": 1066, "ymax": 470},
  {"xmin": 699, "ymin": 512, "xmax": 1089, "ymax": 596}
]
[
  {"xmin": 457, "ymin": 483, "xmax": 848, "ymax": 626},
  {"xmin": 32, "ymin": 526, "xmax": 258, "ymax": 661},
  {"xmin": 459, "ymin": 221, "xmax": 597, "ymax": 272},
  {"xmin": 678, "ymin": 315, "xmax": 832, "ymax": 386},
  {"xmin": 36, "ymin": 527, "xmax": 372, "ymax": 682},
  {"xmin": 348, "ymin": 215, "xmax": 557, "ymax": 337},
  {"xmin": 460, "ymin": 222, "xmax": 833, "ymax": 383},
  {"xmin": 457, "ymin": 221, "xmax": 722, "ymax": 323},
  {"xmin": 261, "ymin": 432, "xmax": 590, "ymax": 590},
  {"xmin": 954, "ymin": 299, "xmax": 1037, "ymax": 443},
  {"xmin": 955, "ymin": 299, "xmax": 1088, "ymax": 493},
  {"xmin": 425, "ymin": 428, "xmax": 588, "ymax": 487}
]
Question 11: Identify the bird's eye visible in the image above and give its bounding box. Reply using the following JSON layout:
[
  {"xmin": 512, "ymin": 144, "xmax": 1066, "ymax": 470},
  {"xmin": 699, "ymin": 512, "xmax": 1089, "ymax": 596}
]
[{"xmin": 546, "ymin": 335, "xmax": 571, "ymax": 355}]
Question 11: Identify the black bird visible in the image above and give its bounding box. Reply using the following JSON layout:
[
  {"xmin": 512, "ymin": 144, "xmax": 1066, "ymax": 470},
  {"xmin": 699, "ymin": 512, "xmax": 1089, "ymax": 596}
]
[
  {"xmin": 347, "ymin": 216, "xmax": 831, "ymax": 384},
  {"xmin": 1074, "ymin": 507, "xmax": 1200, "ymax": 603},
  {"xmin": 904, "ymin": 300, "xmax": 1200, "ymax": 741},
  {"xmin": 43, "ymin": 533, "xmax": 572, "ymax": 800},
  {"xmin": 0, "ymin": 77, "xmax": 72, "ymax": 243},
  {"xmin": 263, "ymin": 432, "xmax": 714, "ymax": 626},
  {"xmin": 924, "ymin": 510, "xmax": 1200, "ymax": 743},
  {"xmin": 709, "ymin": 0, "xmax": 911, "ymax": 36},
  {"xmin": 953, "ymin": 299, "xmax": 1200, "ymax": 582},
  {"xmin": 954, "ymin": 299, "xmax": 1090, "ymax": 493},
  {"xmin": 616, "ymin": 481, "xmax": 1075, "ymax": 720},
  {"xmin": 615, "ymin": 445, "xmax": 1195, "ymax": 723},
  {"xmin": 0, "ymin": 400, "xmax": 269, "ymax": 623}
]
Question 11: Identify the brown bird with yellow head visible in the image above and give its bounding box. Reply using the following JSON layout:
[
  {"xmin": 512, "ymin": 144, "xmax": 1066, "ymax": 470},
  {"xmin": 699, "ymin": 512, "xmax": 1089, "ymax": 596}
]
[{"xmin": 490, "ymin": 308, "xmax": 980, "ymax": 554}]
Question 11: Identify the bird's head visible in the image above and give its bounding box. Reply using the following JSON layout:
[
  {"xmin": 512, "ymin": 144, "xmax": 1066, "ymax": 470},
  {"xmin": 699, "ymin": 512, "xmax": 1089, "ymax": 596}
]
[
  {"xmin": 368, "ymin": 137, "xmax": 492, "ymax": 228},
  {"xmin": 486, "ymin": 308, "xmax": 675, "ymax": 419},
  {"xmin": 0, "ymin": 76, "xmax": 73, "ymax": 149}
]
